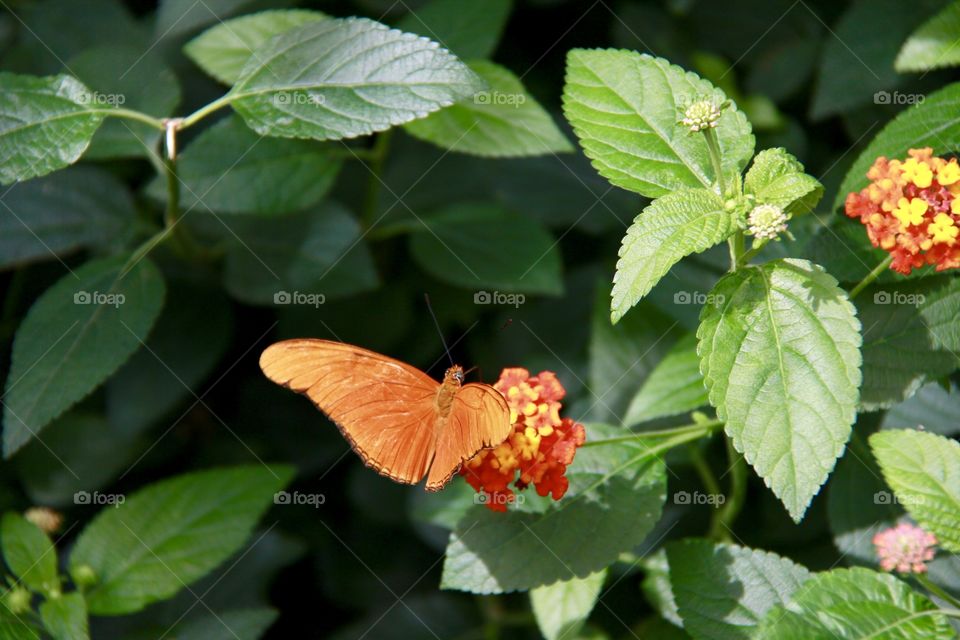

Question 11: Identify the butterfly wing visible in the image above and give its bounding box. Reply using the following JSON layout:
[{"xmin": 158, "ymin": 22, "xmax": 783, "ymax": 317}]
[
  {"xmin": 425, "ymin": 383, "xmax": 511, "ymax": 491},
  {"xmin": 259, "ymin": 339, "xmax": 440, "ymax": 484}
]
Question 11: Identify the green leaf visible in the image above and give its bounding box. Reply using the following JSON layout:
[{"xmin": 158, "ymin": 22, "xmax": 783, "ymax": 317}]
[
  {"xmin": 404, "ymin": 60, "xmax": 572, "ymax": 157},
  {"xmin": 0, "ymin": 512, "xmax": 58, "ymax": 594},
  {"xmin": 611, "ymin": 188, "xmax": 734, "ymax": 323},
  {"xmin": 69, "ymin": 465, "xmax": 294, "ymax": 615},
  {"xmin": 697, "ymin": 259, "xmax": 862, "ymax": 521},
  {"xmin": 810, "ymin": 0, "xmax": 938, "ymax": 119},
  {"xmin": 641, "ymin": 549, "xmax": 683, "ymax": 627},
  {"xmin": 0, "ymin": 73, "xmax": 105, "ymax": 184},
  {"xmin": 170, "ymin": 608, "xmax": 278, "ymax": 640},
  {"xmin": 743, "ymin": 148, "xmax": 822, "ymax": 214},
  {"xmin": 39, "ymin": 593, "xmax": 88, "ymax": 640},
  {"xmin": 408, "ymin": 202, "xmax": 562, "ymax": 294},
  {"xmin": 441, "ymin": 424, "xmax": 666, "ymax": 593},
  {"xmin": 0, "ymin": 166, "xmax": 136, "ymax": 270},
  {"xmin": 147, "ymin": 115, "xmax": 342, "ymax": 216},
  {"xmin": 3, "ymin": 255, "xmax": 166, "ymax": 457},
  {"xmin": 0, "ymin": 610, "xmax": 41, "ymax": 640},
  {"xmin": 836, "ymin": 82, "xmax": 960, "ymax": 210},
  {"xmin": 562, "ymin": 49, "xmax": 754, "ymax": 198},
  {"xmin": 857, "ymin": 277, "xmax": 960, "ymax": 410},
  {"xmin": 396, "ymin": 0, "xmax": 512, "ymax": 59},
  {"xmin": 667, "ymin": 539, "xmax": 811, "ymax": 640},
  {"xmin": 218, "ymin": 203, "xmax": 378, "ymax": 305},
  {"xmin": 896, "ymin": 1, "xmax": 960, "ymax": 72},
  {"xmin": 755, "ymin": 567, "xmax": 954, "ymax": 639},
  {"xmin": 882, "ymin": 382, "xmax": 960, "ymax": 436},
  {"xmin": 870, "ymin": 429, "xmax": 960, "ymax": 552},
  {"xmin": 624, "ymin": 334, "xmax": 707, "ymax": 426},
  {"xmin": 530, "ymin": 571, "xmax": 606, "ymax": 640},
  {"xmin": 227, "ymin": 17, "xmax": 484, "ymax": 141},
  {"xmin": 68, "ymin": 45, "xmax": 180, "ymax": 160},
  {"xmin": 184, "ymin": 10, "xmax": 328, "ymax": 86}
]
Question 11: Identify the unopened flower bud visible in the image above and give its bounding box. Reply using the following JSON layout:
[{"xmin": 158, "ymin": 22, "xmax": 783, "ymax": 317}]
[
  {"xmin": 71, "ymin": 564, "xmax": 97, "ymax": 588},
  {"xmin": 24, "ymin": 506, "xmax": 62, "ymax": 534},
  {"xmin": 747, "ymin": 204, "xmax": 788, "ymax": 240},
  {"xmin": 3, "ymin": 586, "xmax": 31, "ymax": 614},
  {"xmin": 680, "ymin": 98, "xmax": 724, "ymax": 133}
]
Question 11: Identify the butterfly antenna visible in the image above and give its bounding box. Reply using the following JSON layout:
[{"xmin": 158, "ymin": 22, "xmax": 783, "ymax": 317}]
[{"xmin": 424, "ymin": 293, "xmax": 454, "ymax": 366}]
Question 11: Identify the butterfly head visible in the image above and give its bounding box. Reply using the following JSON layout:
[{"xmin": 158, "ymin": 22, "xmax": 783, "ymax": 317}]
[{"xmin": 444, "ymin": 365, "xmax": 465, "ymax": 387}]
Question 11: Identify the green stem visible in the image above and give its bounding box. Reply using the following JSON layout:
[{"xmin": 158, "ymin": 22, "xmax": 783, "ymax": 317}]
[
  {"xmin": 703, "ymin": 127, "xmax": 726, "ymax": 196},
  {"xmin": 711, "ymin": 436, "xmax": 747, "ymax": 541},
  {"xmin": 361, "ymin": 129, "xmax": 394, "ymax": 228},
  {"xmin": 179, "ymin": 95, "xmax": 234, "ymax": 130},
  {"xmin": 918, "ymin": 575, "xmax": 960, "ymax": 610},
  {"xmin": 849, "ymin": 254, "xmax": 894, "ymax": 299},
  {"xmin": 689, "ymin": 443, "xmax": 722, "ymax": 498},
  {"xmin": 98, "ymin": 107, "xmax": 165, "ymax": 130},
  {"xmin": 728, "ymin": 232, "xmax": 745, "ymax": 272},
  {"xmin": 582, "ymin": 419, "xmax": 723, "ymax": 449},
  {"xmin": 736, "ymin": 238, "xmax": 768, "ymax": 269}
]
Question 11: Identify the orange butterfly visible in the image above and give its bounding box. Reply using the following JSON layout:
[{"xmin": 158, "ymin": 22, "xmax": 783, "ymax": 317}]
[{"xmin": 259, "ymin": 339, "xmax": 512, "ymax": 490}]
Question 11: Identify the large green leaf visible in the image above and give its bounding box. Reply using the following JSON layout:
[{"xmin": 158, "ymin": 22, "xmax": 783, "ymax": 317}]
[
  {"xmin": 0, "ymin": 73, "xmax": 105, "ymax": 184},
  {"xmin": 218, "ymin": 203, "xmax": 378, "ymax": 305},
  {"xmin": 611, "ymin": 188, "xmax": 734, "ymax": 323},
  {"xmin": 896, "ymin": 1, "xmax": 960, "ymax": 72},
  {"xmin": 441, "ymin": 424, "xmax": 666, "ymax": 593},
  {"xmin": 530, "ymin": 571, "xmax": 606, "ymax": 640},
  {"xmin": 0, "ymin": 166, "xmax": 135, "ymax": 270},
  {"xmin": 667, "ymin": 539, "xmax": 811, "ymax": 640},
  {"xmin": 3, "ymin": 255, "xmax": 165, "ymax": 456},
  {"xmin": 0, "ymin": 512, "xmax": 58, "ymax": 594},
  {"xmin": 624, "ymin": 333, "xmax": 707, "ymax": 426},
  {"xmin": 698, "ymin": 259, "xmax": 862, "ymax": 521},
  {"xmin": 185, "ymin": 10, "xmax": 327, "ymax": 85},
  {"xmin": 147, "ymin": 115, "xmax": 341, "ymax": 215},
  {"xmin": 755, "ymin": 567, "xmax": 954, "ymax": 639},
  {"xmin": 226, "ymin": 17, "xmax": 484, "ymax": 141},
  {"xmin": 404, "ymin": 61, "xmax": 572, "ymax": 157},
  {"xmin": 743, "ymin": 148, "xmax": 822, "ymax": 214},
  {"xmin": 396, "ymin": 0, "xmax": 512, "ymax": 59},
  {"xmin": 39, "ymin": 593, "xmax": 88, "ymax": 640},
  {"xmin": 562, "ymin": 49, "xmax": 754, "ymax": 198},
  {"xmin": 69, "ymin": 465, "xmax": 294, "ymax": 615},
  {"xmin": 408, "ymin": 202, "xmax": 562, "ymax": 294},
  {"xmin": 871, "ymin": 429, "xmax": 960, "ymax": 552},
  {"xmin": 836, "ymin": 82, "xmax": 960, "ymax": 210}
]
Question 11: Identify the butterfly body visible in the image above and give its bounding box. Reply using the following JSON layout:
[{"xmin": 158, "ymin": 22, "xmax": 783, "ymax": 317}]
[{"xmin": 259, "ymin": 340, "xmax": 510, "ymax": 490}]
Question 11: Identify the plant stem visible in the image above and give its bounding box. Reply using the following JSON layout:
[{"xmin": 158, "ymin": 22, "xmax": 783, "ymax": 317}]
[
  {"xmin": 849, "ymin": 254, "xmax": 893, "ymax": 299},
  {"xmin": 361, "ymin": 129, "xmax": 394, "ymax": 228},
  {"xmin": 179, "ymin": 94, "xmax": 234, "ymax": 130},
  {"xmin": 688, "ymin": 444, "xmax": 722, "ymax": 498},
  {"xmin": 736, "ymin": 238, "xmax": 768, "ymax": 269},
  {"xmin": 703, "ymin": 127, "xmax": 725, "ymax": 196},
  {"xmin": 98, "ymin": 108, "xmax": 166, "ymax": 130},
  {"xmin": 710, "ymin": 436, "xmax": 747, "ymax": 541},
  {"xmin": 918, "ymin": 575, "xmax": 960, "ymax": 610},
  {"xmin": 728, "ymin": 232, "xmax": 745, "ymax": 272},
  {"xmin": 582, "ymin": 419, "xmax": 724, "ymax": 449}
]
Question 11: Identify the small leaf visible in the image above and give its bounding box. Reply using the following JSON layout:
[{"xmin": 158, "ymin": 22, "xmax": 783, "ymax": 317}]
[
  {"xmin": 743, "ymin": 148, "xmax": 822, "ymax": 214},
  {"xmin": 0, "ymin": 73, "xmax": 105, "ymax": 184},
  {"xmin": 530, "ymin": 571, "xmax": 606, "ymax": 640},
  {"xmin": 408, "ymin": 202, "xmax": 562, "ymax": 294},
  {"xmin": 404, "ymin": 60, "xmax": 572, "ymax": 157},
  {"xmin": 755, "ymin": 567, "xmax": 954, "ymax": 639},
  {"xmin": 227, "ymin": 17, "xmax": 484, "ymax": 141},
  {"xmin": 184, "ymin": 9, "xmax": 328, "ymax": 85},
  {"xmin": 896, "ymin": 1, "xmax": 960, "ymax": 72},
  {"xmin": 39, "ymin": 593, "xmax": 88, "ymax": 640},
  {"xmin": 612, "ymin": 188, "xmax": 734, "ymax": 323},
  {"xmin": 870, "ymin": 429, "xmax": 960, "ymax": 552},
  {"xmin": 3, "ymin": 255, "xmax": 165, "ymax": 456},
  {"xmin": 667, "ymin": 539, "xmax": 810, "ymax": 640},
  {"xmin": 0, "ymin": 166, "xmax": 136, "ymax": 270},
  {"xmin": 625, "ymin": 334, "xmax": 707, "ymax": 426},
  {"xmin": 0, "ymin": 512, "xmax": 59, "ymax": 594},
  {"xmin": 562, "ymin": 49, "xmax": 754, "ymax": 198},
  {"xmin": 698, "ymin": 259, "xmax": 862, "ymax": 521},
  {"xmin": 146, "ymin": 115, "xmax": 342, "ymax": 216},
  {"xmin": 441, "ymin": 424, "xmax": 666, "ymax": 593},
  {"xmin": 69, "ymin": 465, "xmax": 294, "ymax": 615},
  {"xmin": 396, "ymin": 0, "xmax": 512, "ymax": 59}
]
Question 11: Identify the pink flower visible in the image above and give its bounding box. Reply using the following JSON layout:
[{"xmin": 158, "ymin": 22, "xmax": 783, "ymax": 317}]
[{"xmin": 873, "ymin": 523, "xmax": 938, "ymax": 574}]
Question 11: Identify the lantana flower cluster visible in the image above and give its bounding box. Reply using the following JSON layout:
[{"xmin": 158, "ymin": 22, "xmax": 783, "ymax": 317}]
[
  {"xmin": 845, "ymin": 147, "xmax": 960, "ymax": 274},
  {"xmin": 461, "ymin": 368, "xmax": 586, "ymax": 512},
  {"xmin": 873, "ymin": 522, "xmax": 938, "ymax": 574}
]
